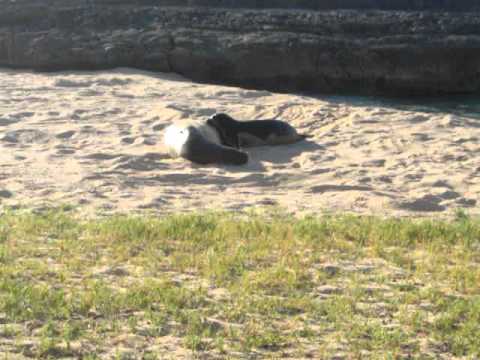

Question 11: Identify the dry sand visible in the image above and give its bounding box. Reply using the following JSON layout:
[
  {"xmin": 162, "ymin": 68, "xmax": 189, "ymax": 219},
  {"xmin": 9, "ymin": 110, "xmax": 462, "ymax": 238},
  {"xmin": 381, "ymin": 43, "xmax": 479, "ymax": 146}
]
[{"xmin": 0, "ymin": 68, "xmax": 478, "ymax": 217}]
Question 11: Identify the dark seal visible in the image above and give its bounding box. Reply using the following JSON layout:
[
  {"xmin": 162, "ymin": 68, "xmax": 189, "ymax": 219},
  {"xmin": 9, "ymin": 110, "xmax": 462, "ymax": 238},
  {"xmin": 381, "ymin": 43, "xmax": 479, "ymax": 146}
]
[{"xmin": 206, "ymin": 113, "xmax": 311, "ymax": 149}]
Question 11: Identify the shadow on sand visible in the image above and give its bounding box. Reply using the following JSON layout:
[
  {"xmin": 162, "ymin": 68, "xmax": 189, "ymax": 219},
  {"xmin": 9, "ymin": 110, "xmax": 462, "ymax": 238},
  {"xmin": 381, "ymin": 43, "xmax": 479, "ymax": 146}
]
[{"xmin": 245, "ymin": 139, "xmax": 324, "ymax": 166}]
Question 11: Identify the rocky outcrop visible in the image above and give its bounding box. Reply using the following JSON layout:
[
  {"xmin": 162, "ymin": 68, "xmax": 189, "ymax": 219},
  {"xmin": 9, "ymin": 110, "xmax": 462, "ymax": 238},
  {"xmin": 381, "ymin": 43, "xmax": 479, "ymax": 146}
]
[{"xmin": 1, "ymin": 1, "xmax": 480, "ymax": 95}]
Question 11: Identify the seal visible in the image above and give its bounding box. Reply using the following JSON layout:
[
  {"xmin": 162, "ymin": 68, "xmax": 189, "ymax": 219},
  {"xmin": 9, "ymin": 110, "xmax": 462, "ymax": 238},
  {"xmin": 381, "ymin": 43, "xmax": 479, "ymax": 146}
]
[
  {"xmin": 163, "ymin": 123, "xmax": 248, "ymax": 165},
  {"xmin": 206, "ymin": 113, "xmax": 311, "ymax": 149}
]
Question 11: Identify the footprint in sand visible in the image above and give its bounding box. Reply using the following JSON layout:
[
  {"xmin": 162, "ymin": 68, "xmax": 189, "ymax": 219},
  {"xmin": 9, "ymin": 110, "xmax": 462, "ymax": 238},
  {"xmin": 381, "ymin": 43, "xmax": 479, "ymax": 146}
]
[
  {"xmin": 80, "ymin": 126, "xmax": 106, "ymax": 135},
  {"xmin": 412, "ymin": 133, "xmax": 433, "ymax": 142},
  {"xmin": 403, "ymin": 173, "xmax": 424, "ymax": 181},
  {"xmin": 438, "ymin": 190, "xmax": 460, "ymax": 200},
  {"xmin": 258, "ymin": 198, "xmax": 278, "ymax": 206},
  {"xmin": 241, "ymin": 90, "xmax": 271, "ymax": 99},
  {"xmin": 0, "ymin": 112, "xmax": 35, "ymax": 126},
  {"xmin": 79, "ymin": 89, "xmax": 104, "ymax": 97},
  {"xmin": 152, "ymin": 123, "xmax": 168, "ymax": 132},
  {"xmin": 112, "ymin": 91, "xmax": 135, "ymax": 99},
  {"xmin": 395, "ymin": 195, "xmax": 445, "ymax": 212},
  {"xmin": 457, "ymin": 198, "xmax": 477, "ymax": 207},
  {"xmin": 454, "ymin": 137, "xmax": 479, "ymax": 144},
  {"xmin": 376, "ymin": 175, "xmax": 393, "ymax": 183},
  {"xmin": 54, "ymin": 145, "xmax": 76, "ymax": 155},
  {"xmin": 408, "ymin": 115, "xmax": 429, "ymax": 124},
  {"xmin": 1, "ymin": 129, "xmax": 49, "ymax": 145},
  {"xmin": 55, "ymin": 79, "xmax": 93, "ymax": 88},
  {"xmin": 113, "ymin": 153, "xmax": 169, "ymax": 171},
  {"xmin": 362, "ymin": 159, "xmax": 386, "ymax": 167},
  {"xmin": 143, "ymin": 137, "xmax": 157, "ymax": 145},
  {"xmin": 0, "ymin": 117, "xmax": 18, "ymax": 126},
  {"xmin": 95, "ymin": 78, "xmax": 134, "ymax": 87},
  {"xmin": 371, "ymin": 110, "xmax": 395, "ymax": 116},
  {"xmin": 0, "ymin": 190, "xmax": 13, "ymax": 198},
  {"xmin": 10, "ymin": 111, "xmax": 35, "ymax": 119},
  {"xmin": 431, "ymin": 180, "xmax": 453, "ymax": 188},
  {"xmin": 309, "ymin": 168, "xmax": 333, "ymax": 175},
  {"xmin": 359, "ymin": 177, "xmax": 372, "ymax": 184},
  {"xmin": 310, "ymin": 184, "xmax": 373, "ymax": 193},
  {"xmin": 356, "ymin": 118, "xmax": 381, "ymax": 125},
  {"xmin": 55, "ymin": 130, "xmax": 76, "ymax": 139},
  {"xmin": 141, "ymin": 117, "xmax": 160, "ymax": 127},
  {"xmin": 84, "ymin": 153, "xmax": 122, "ymax": 161},
  {"xmin": 118, "ymin": 131, "xmax": 130, "ymax": 137},
  {"xmin": 138, "ymin": 197, "xmax": 168, "ymax": 209},
  {"xmin": 71, "ymin": 109, "xmax": 89, "ymax": 121},
  {"xmin": 121, "ymin": 137, "xmax": 136, "ymax": 144}
]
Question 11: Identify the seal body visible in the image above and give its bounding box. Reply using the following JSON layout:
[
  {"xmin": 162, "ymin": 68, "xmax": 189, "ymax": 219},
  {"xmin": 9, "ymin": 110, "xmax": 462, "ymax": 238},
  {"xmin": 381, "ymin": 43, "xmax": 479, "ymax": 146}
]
[
  {"xmin": 163, "ymin": 122, "xmax": 248, "ymax": 165},
  {"xmin": 206, "ymin": 113, "xmax": 310, "ymax": 149}
]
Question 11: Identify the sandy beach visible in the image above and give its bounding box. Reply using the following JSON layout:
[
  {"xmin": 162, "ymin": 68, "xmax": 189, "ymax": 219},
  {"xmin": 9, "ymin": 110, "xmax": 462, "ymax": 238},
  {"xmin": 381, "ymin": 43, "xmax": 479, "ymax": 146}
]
[{"xmin": 0, "ymin": 68, "xmax": 478, "ymax": 217}]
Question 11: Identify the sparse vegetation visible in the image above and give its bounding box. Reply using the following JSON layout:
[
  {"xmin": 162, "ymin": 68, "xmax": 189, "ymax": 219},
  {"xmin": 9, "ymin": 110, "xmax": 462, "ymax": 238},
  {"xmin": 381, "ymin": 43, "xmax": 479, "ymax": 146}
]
[{"xmin": 0, "ymin": 208, "xmax": 479, "ymax": 358}]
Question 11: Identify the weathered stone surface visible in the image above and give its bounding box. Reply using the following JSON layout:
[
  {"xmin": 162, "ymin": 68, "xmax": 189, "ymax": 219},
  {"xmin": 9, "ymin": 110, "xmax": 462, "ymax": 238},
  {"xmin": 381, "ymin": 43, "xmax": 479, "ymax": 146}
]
[{"xmin": 1, "ymin": 1, "xmax": 480, "ymax": 95}]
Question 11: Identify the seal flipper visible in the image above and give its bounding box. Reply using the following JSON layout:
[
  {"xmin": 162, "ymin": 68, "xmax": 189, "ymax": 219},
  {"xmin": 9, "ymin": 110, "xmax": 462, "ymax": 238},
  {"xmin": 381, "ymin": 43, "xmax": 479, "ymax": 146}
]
[{"xmin": 181, "ymin": 126, "xmax": 248, "ymax": 165}]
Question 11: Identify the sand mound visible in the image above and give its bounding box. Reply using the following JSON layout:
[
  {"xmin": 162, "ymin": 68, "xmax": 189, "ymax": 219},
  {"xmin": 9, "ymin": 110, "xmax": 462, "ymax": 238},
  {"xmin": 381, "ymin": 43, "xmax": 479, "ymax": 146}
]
[{"xmin": 0, "ymin": 68, "xmax": 478, "ymax": 216}]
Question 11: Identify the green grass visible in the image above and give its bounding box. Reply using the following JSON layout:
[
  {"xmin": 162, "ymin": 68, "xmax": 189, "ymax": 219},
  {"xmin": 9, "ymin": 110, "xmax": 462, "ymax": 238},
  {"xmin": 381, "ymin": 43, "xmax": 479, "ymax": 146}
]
[{"xmin": 0, "ymin": 208, "xmax": 479, "ymax": 358}]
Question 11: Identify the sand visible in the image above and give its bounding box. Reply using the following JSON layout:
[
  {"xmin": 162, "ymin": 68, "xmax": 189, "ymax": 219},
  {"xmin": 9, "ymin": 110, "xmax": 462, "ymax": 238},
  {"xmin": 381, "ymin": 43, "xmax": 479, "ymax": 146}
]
[{"xmin": 0, "ymin": 68, "xmax": 478, "ymax": 217}]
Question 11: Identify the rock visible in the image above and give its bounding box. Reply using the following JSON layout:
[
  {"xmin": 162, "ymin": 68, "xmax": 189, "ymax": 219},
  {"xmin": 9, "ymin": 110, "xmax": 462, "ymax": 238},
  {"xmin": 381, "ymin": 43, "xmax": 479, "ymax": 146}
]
[{"xmin": 1, "ymin": 1, "xmax": 480, "ymax": 95}]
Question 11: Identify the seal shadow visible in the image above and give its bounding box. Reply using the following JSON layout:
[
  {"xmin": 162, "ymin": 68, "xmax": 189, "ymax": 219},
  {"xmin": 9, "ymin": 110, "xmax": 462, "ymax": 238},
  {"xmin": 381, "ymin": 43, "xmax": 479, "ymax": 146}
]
[
  {"xmin": 189, "ymin": 158, "xmax": 267, "ymax": 172},
  {"xmin": 190, "ymin": 139, "xmax": 323, "ymax": 173},
  {"xmin": 245, "ymin": 140, "xmax": 324, "ymax": 166}
]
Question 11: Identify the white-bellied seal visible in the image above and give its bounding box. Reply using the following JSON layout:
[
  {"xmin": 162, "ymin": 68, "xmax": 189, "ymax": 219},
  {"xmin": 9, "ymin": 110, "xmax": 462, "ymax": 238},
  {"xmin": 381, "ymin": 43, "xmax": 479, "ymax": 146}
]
[
  {"xmin": 206, "ymin": 113, "xmax": 311, "ymax": 149},
  {"xmin": 163, "ymin": 122, "xmax": 248, "ymax": 165}
]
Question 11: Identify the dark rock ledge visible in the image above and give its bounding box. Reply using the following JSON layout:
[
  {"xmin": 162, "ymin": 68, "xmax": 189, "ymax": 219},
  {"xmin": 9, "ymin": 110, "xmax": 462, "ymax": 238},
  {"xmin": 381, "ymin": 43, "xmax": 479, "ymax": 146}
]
[{"xmin": 1, "ymin": 0, "xmax": 480, "ymax": 95}]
